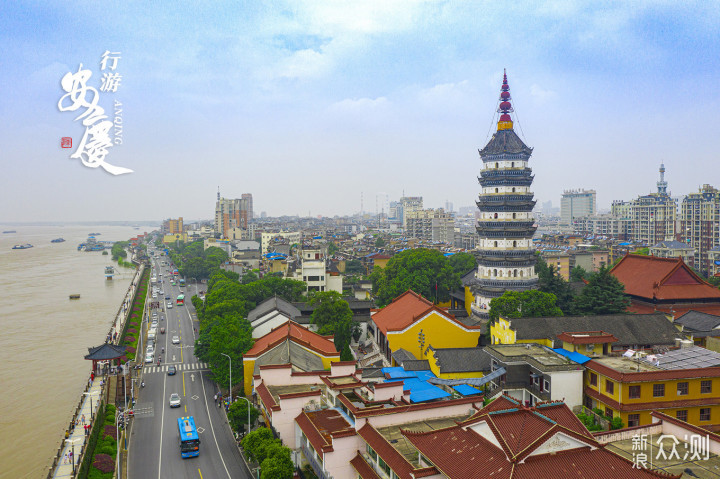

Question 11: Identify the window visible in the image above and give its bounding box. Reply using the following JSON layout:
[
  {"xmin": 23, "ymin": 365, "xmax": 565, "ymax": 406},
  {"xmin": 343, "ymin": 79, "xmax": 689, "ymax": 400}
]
[
  {"xmin": 629, "ymin": 385, "xmax": 641, "ymax": 399},
  {"xmin": 605, "ymin": 379, "xmax": 614, "ymax": 395},
  {"xmin": 378, "ymin": 457, "xmax": 391, "ymax": 475},
  {"xmin": 543, "ymin": 379, "xmax": 550, "ymax": 392},
  {"xmin": 700, "ymin": 408, "xmax": 711, "ymax": 421},
  {"xmin": 366, "ymin": 444, "xmax": 378, "ymax": 461},
  {"xmin": 586, "ymin": 344, "xmax": 595, "ymax": 352},
  {"xmin": 677, "ymin": 382, "xmax": 689, "ymax": 396},
  {"xmin": 653, "ymin": 384, "xmax": 665, "ymax": 397},
  {"xmin": 606, "ymin": 407, "xmax": 613, "ymax": 418},
  {"xmin": 702, "ymin": 380, "xmax": 712, "ymax": 394},
  {"xmin": 589, "ymin": 372, "xmax": 597, "ymax": 386},
  {"xmin": 676, "ymin": 410, "xmax": 688, "ymax": 422},
  {"xmin": 628, "ymin": 414, "xmax": 640, "ymax": 427}
]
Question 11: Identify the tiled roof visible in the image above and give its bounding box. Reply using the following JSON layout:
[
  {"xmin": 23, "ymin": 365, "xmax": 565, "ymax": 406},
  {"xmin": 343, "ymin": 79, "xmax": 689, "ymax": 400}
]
[
  {"xmin": 479, "ymin": 128, "xmax": 533, "ymax": 156},
  {"xmin": 610, "ymin": 254, "xmax": 720, "ymax": 301},
  {"xmin": 585, "ymin": 359, "xmax": 720, "ymax": 382},
  {"xmin": 404, "ymin": 395, "xmax": 680, "ymax": 479},
  {"xmin": 244, "ymin": 320, "xmax": 339, "ymax": 358},
  {"xmin": 556, "ymin": 331, "xmax": 618, "ymax": 344},
  {"xmin": 357, "ymin": 423, "xmax": 415, "ymax": 478},
  {"xmin": 372, "ymin": 290, "xmax": 480, "ymax": 334},
  {"xmin": 674, "ymin": 310, "xmax": 720, "ymax": 332},
  {"xmin": 431, "ymin": 347, "xmax": 492, "ymax": 374},
  {"xmin": 350, "ymin": 453, "xmax": 383, "ymax": 479},
  {"xmin": 255, "ymin": 382, "xmax": 277, "ymax": 414},
  {"xmin": 247, "ymin": 295, "xmax": 301, "ymax": 322},
  {"xmin": 507, "ymin": 313, "xmax": 678, "ymax": 347},
  {"xmin": 295, "ymin": 409, "xmax": 354, "ymax": 454}
]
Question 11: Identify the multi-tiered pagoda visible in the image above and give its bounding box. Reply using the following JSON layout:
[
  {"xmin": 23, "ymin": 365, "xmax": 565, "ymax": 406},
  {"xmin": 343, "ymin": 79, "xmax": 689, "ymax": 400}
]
[{"xmin": 472, "ymin": 70, "xmax": 538, "ymax": 318}]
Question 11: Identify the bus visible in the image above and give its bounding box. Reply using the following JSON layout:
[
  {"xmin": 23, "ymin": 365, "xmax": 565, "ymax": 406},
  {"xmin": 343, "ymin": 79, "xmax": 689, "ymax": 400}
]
[
  {"xmin": 177, "ymin": 416, "xmax": 200, "ymax": 458},
  {"xmin": 176, "ymin": 294, "xmax": 185, "ymax": 305},
  {"xmin": 179, "ymin": 278, "xmax": 185, "ymax": 287}
]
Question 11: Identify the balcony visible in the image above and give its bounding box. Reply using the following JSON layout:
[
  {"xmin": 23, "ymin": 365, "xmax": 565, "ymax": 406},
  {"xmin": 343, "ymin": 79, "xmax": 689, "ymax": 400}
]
[{"xmin": 302, "ymin": 444, "xmax": 330, "ymax": 479}]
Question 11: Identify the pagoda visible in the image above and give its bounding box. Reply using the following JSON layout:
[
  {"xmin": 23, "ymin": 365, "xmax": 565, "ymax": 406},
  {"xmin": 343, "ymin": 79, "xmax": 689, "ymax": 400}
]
[{"xmin": 472, "ymin": 70, "xmax": 538, "ymax": 318}]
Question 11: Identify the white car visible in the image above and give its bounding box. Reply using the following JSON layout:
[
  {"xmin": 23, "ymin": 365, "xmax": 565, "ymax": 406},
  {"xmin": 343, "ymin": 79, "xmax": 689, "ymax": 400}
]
[
  {"xmin": 172, "ymin": 336, "xmax": 180, "ymax": 344},
  {"xmin": 169, "ymin": 393, "xmax": 181, "ymax": 408},
  {"xmin": 167, "ymin": 302, "xmax": 173, "ymax": 309},
  {"xmin": 145, "ymin": 353, "xmax": 154, "ymax": 363}
]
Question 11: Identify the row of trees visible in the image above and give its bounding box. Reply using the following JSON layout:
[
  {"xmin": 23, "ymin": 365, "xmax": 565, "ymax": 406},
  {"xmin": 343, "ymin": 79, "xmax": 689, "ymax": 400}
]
[
  {"xmin": 369, "ymin": 249, "xmax": 477, "ymax": 307},
  {"xmin": 241, "ymin": 428, "xmax": 294, "ymax": 479},
  {"xmin": 193, "ymin": 270, "xmax": 308, "ymax": 394},
  {"xmin": 167, "ymin": 240, "xmax": 230, "ymax": 280}
]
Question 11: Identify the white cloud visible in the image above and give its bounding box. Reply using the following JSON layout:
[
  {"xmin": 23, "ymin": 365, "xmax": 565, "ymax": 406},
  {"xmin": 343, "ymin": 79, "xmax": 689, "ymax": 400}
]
[
  {"xmin": 329, "ymin": 96, "xmax": 388, "ymax": 112},
  {"xmin": 529, "ymin": 84, "xmax": 556, "ymax": 104}
]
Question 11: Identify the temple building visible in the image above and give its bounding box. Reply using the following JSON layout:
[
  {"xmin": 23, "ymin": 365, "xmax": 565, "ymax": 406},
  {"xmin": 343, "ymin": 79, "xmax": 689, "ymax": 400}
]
[{"xmin": 471, "ymin": 71, "xmax": 538, "ymax": 317}]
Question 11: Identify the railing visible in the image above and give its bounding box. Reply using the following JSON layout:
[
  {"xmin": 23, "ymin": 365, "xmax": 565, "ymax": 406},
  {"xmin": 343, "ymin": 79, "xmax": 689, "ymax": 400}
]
[
  {"xmin": 479, "ymin": 169, "xmax": 533, "ymax": 178},
  {"xmin": 302, "ymin": 444, "xmax": 330, "ymax": 479},
  {"xmin": 474, "ymin": 279, "xmax": 539, "ymax": 289}
]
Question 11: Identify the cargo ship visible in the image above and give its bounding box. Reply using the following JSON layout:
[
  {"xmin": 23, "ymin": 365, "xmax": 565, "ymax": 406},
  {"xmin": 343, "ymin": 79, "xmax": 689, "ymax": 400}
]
[
  {"xmin": 51, "ymin": 238, "xmax": 66, "ymax": 243},
  {"xmin": 12, "ymin": 244, "xmax": 33, "ymax": 249}
]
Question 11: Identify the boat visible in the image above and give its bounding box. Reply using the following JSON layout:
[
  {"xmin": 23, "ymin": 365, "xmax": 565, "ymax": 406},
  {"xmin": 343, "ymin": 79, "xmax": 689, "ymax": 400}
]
[
  {"xmin": 12, "ymin": 244, "xmax": 33, "ymax": 249},
  {"xmin": 89, "ymin": 232, "xmax": 101, "ymax": 236},
  {"xmin": 69, "ymin": 294, "xmax": 80, "ymax": 299},
  {"xmin": 51, "ymin": 238, "xmax": 65, "ymax": 243},
  {"xmin": 3, "ymin": 230, "xmax": 16, "ymax": 234}
]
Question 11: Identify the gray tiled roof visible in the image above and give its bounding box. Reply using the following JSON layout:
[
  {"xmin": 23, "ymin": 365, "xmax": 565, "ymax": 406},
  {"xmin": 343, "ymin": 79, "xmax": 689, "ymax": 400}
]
[
  {"xmin": 247, "ymin": 296, "xmax": 301, "ymax": 322},
  {"xmin": 651, "ymin": 240, "xmax": 693, "ymax": 249},
  {"xmin": 674, "ymin": 310, "xmax": 720, "ymax": 333},
  {"xmin": 507, "ymin": 313, "xmax": 680, "ymax": 347},
  {"xmin": 402, "ymin": 359, "xmax": 431, "ymax": 371},
  {"xmin": 432, "ymin": 347, "xmax": 492, "ymax": 374},
  {"xmin": 479, "ymin": 129, "xmax": 532, "ymax": 156}
]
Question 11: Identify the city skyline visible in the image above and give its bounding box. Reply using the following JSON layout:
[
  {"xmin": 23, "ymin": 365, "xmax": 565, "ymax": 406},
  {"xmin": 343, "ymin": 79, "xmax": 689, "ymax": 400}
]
[{"xmin": 1, "ymin": 2, "xmax": 719, "ymax": 222}]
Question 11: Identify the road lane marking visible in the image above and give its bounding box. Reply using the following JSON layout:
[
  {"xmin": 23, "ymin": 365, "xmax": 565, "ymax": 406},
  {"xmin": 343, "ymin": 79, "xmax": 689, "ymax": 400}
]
[
  {"xmin": 199, "ymin": 371, "xmax": 232, "ymax": 478},
  {"xmin": 183, "ymin": 370, "xmax": 186, "ymax": 396},
  {"xmin": 198, "ymin": 469, "xmax": 203, "ymax": 479}
]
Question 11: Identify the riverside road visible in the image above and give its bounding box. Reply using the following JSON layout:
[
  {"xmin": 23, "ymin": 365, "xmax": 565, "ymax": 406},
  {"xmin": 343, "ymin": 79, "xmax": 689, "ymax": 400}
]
[{"xmin": 127, "ymin": 255, "xmax": 250, "ymax": 479}]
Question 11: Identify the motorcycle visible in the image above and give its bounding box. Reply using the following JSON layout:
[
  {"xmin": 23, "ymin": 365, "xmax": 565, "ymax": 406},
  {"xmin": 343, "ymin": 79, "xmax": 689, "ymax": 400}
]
[
  {"xmin": 161, "ymin": 347, "xmax": 165, "ymax": 354},
  {"xmin": 157, "ymin": 358, "xmax": 161, "ymax": 366},
  {"xmin": 141, "ymin": 381, "xmax": 145, "ymax": 388}
]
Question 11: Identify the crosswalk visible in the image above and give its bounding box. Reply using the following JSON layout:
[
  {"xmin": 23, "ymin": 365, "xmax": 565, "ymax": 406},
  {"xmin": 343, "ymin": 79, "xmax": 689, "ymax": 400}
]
[{"xmin": 143, "ymin": 362, "xmax": 209, "ymax": 374}]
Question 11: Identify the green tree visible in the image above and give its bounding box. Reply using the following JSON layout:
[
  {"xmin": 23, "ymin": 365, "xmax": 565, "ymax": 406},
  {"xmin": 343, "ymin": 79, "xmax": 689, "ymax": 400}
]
[
  {"xmin": 195, "ymin": 313, "xmax": 253, "ymax": 392},
  {"xmin": 310, "ymin": 291, "xmax": 355, "ymax": 351},
  {"xmin": 488, "ymin": 290, "xmax": 563, "ymax": 322},
  {"xmin": 570, "ymin": 265, "xmax": 590, "ymax": 282},
  {"xmin": 340, "ymin": 343, "xmax": 353, "ymax": 361},
  {"xmin": 327, "ymin": 242, "xmax": 339, "ymax": 255},
  {"xmin": 260, "ymin": 445, "xmax": 294, "ymax": 479},
  {"xmin": 536, "ymin": 257, "xmax": 573, "ymax": 314},
  {"xmin": 345, "ymin": 259, "xmax": 365, "ymax": 275},
  {"xmin": 374, "ymin": 248, "xmax": 460, "ymax": 307},
  {"xmin": 375, "ymin": 236, "xmax": 386, "ymax": 248},
  {"xmin": 182, "ymin": 257, "xmax": 209, "ymax": 280},
  {"xmin": 241, "ymin": 428, "xmax": 275, "ymax": 462},
  {"xmin": 241, "ymin": 271, "xmax": 259, "ymax": 284},
  {"xmin": 572, "ymin": 266, "xmax": 631, "ymax": 315},
  {"xmin": 632, "ymin": 247, "xmax": 650, "ymax": 256},
  {"xmin": 228, "ymin": 400, "xmax": 259, "ymax": 434},
  {"xmin": 448, "ymin": 252, "xmax": 477, "ymax": 277},
  {"xmin": 708, "ymin": 276, "xmax": 720, "ymax": 288}
]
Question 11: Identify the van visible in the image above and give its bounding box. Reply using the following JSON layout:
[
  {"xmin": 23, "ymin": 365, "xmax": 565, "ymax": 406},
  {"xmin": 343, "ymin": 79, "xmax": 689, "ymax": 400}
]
[{"xmin": 148, "ymin": 330, "xmax": 156, "ymax": 341}]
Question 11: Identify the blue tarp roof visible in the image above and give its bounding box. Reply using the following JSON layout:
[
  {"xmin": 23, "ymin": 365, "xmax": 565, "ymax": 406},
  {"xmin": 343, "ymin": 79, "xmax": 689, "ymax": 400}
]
[
  {"xmin": 443, "ymin": 252, "xmax": 455, "ymax": 257},
  {"xmin": 618, "ymin": 242, "xmax": 632, "ymax": 246},
  {"xmin": 313, "ymin": 236, "xmax": 322, "ymax": 239},
  {"xmin": 453, "ymin": 384, "xmax": 482, "ymax": 396},
  {"xmin": 410, "ymin": 386, "xmax": 450, "ymax": 403},
  {"xmin": 381, "ymin": 367, "xmax": 450, "ymax": 402},
  {"xmin": 552, "ymin": 348, "xmax": 592, "ymax": 365}
]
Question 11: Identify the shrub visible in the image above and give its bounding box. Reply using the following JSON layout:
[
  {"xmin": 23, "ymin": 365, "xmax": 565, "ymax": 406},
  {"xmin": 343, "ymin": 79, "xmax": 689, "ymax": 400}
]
[
  {"xmin": 127, "ymin": 328, "xmax": 137, "ymax": 334},
  {"xmin": 125, "ymin": 346, "xmax": 136, "ymax": 354},
  {"xmin": 98, "ymin": 445, "xmax": 115, "ymax": 456},
  {"xmin": 92, "ymin": 453, "xmax": 115, "ymax": 473},
  {"xmin": 104, "ymin": 425, "xmax": 117, "ymax": 439}
]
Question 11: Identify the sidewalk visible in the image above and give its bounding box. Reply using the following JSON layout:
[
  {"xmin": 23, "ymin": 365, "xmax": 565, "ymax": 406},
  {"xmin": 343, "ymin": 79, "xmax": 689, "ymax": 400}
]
[{"xmin": 52, "ymin": 378, "xmax": 103, "ymax": 478}]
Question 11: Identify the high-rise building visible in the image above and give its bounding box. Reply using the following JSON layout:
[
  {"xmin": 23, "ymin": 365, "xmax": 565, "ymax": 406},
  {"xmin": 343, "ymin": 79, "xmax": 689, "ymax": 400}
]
[
  {"xmin": 560, "ymin": 189, "xmax": 596, "ymax": 225},
  {"xmin": 215, "ymin": 190, "xmax": 253, "ymax": 238},
  {"xmin": 405, "ymin": 208, "xmax": 455, "ymax": 244},
  {"xmin": 629, "ymin": 164, "xmax": 677, "ymax": 245},
  {"xmin": 163, "ymin": 217, "xmax": 184, "ymax": 235},
  {"xmin": 471, "ymin": 71, "xmax": 538, "ymax": 318},
  {"xmin": 400, "ymin": 196, "xmax": 423, "ymax": 228},
  {"xmin": 680, "ymin": 184, "xmax": 720, "ymax": 274}
]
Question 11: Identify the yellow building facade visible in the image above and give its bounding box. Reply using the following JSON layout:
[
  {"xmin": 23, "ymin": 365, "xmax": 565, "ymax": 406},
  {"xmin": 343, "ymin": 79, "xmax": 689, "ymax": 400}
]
[
  {"xmin": 490, "ymin": 316, "xmax": 553, "ymax": 347},
  {"xmin": 584, "ymin": 359, "xmax": 720, "ymax": 429}
]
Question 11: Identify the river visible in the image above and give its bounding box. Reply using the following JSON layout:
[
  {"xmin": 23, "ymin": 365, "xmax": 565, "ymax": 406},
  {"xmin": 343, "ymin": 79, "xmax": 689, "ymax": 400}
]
[{"xmin": 0, "ymin": 225, "xmax": 154, "ymax": 479}]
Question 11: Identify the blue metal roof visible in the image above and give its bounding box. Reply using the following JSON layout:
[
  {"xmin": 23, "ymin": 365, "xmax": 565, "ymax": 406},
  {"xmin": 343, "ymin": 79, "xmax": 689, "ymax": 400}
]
[
  {"xmin": 552, "ymin": 348, "xmax": 592, "ymax": 365},
  {"xmin": 453, "ymin": 384, "xmax": 482, "ymax": 396},
  {"xmin": 409, "ymin": 386, "xmax": 451, "ymax": 403}
]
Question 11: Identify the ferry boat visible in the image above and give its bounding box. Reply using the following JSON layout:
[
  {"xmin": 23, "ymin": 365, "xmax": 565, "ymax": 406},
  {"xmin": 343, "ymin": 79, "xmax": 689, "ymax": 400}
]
[
  {"xmin": 89, "ymin": 232, "xmax": 101, "ymax": 236},
  {"xmin": 12, "ymin": 244, "xmax": 33, "ymax": 249},
  {"xmin": 51, "ymin": 238, "xmax": 66, "ymax": 243},
  {"xmin": 3, "ymin": 230, "xmax": 16, "ymax": 234}
]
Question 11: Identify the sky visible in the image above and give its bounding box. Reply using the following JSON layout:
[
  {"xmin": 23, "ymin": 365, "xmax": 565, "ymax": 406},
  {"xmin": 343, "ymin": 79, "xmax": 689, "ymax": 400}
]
[{"xmin": 1, "ymin": 1, "xmax": 719, "ymax": 222}]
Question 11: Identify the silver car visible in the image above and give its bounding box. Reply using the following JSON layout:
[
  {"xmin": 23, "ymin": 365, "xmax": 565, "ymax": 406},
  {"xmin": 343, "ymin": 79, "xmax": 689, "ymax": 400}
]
[{"xmin": 169, "ymin": 393, "xmax": 181, "ymax": 407}]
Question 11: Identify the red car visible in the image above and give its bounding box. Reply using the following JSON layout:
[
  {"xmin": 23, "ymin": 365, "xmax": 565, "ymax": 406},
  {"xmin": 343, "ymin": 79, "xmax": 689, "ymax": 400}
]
[{"xmin": 160, "ymin": 327, "xmax": 165, "ymax": 334}]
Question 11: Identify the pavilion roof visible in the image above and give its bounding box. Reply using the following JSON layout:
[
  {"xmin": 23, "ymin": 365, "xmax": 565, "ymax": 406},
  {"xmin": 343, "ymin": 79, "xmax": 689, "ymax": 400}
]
[{"xmin": 85, "ymin": 343, "xmax": 127, "ymax": 360}]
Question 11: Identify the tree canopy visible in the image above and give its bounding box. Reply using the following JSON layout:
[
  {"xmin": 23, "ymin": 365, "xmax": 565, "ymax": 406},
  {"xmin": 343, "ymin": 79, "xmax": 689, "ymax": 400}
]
[
  {"xmin": 572, "ymin": 266, "xmax": 631, "ymax": 315},
  {"xmin": 309, "ymin": 291, "xmax": 355, "ymax": 352},
  {"xmin": 344, "ymin": 259, "xmax": 365, "ymax": 275},
  {"xmin": 448, "ymin": 252, "xmax": 478, "ymax": 277},
  {"xmin": 375, "ymin": 236, "xmax": 386, "ymax": 248},
  {"xmin": 570, "ymin": 265, "xmax": 590, "ymax": 282},
  {"xmin": 228, "ymin": 400, "xmax": 259, "ymax": 434},
  {"xmin": 241, "ymin": 428, "xmax": 294, "ymax": 479},
  {"xmin": 535, "ymin": 256, "xmax": 573, "ymax": 314},
  {"xmin": 372, "ymin": 248, "xmax": 461, "ymax": 307},
  {"xmin": 489, "ymin": 290, "xmax": 563, "ymax": 322}
]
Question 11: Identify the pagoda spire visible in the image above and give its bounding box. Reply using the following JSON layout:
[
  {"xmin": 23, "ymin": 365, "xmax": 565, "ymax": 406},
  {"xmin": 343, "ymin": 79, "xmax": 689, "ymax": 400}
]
[{"xmin": 497, "ymin": 69, "xmax": 514, "ymax": 131}]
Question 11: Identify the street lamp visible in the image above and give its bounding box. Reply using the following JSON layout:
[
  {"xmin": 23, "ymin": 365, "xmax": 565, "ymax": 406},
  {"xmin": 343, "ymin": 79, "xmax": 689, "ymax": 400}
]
[
  {"xmin": 83, "ymin": 391, "xmax": 99, "ymax": 420},
  {"xmin": 236, "ymin": 396, "xmax": 252, "ymax": 437},
  {"xmin": 115, "ymin": 409, "xmax": 123, "ymax": 479},
  {"xmin": 65, "ymin": 436, "xmax": 81, "ymax": 476},
  {"xmin": 220, "ymin": 353, "xmax": 232, "ymax": 403}
]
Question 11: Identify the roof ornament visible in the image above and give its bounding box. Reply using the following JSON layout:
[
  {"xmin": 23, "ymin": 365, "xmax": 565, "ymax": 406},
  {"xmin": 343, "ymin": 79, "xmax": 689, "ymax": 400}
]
[{"xmin": 497, "ymin": 69, "xmax": 514, "ymax": 131}]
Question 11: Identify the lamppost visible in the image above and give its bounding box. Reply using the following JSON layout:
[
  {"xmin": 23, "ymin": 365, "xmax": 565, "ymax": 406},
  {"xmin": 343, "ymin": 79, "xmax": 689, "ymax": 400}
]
[
  {"xmin": 83, "ymin": 391, "xmax": 99, "ymax": 420},
  {"xmin": 115, "ymin": 409, "xmax": 123, "ymax": 479},
  {"xmin": 236, "ymin": 396, "xmax": 252, "ymax": 437},
  {"xmin": 65, "ymin": 436, "xmax": 81, "ymax": 476},
  {"xmin": 220, "ymin": 353, "xmax": 232, "ymax": 403}
]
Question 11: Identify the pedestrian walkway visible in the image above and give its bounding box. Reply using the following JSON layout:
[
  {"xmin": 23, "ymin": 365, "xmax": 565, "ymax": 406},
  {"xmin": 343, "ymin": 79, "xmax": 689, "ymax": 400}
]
[
  {"xmin": 52, "ymin": 378, "xmax": 103, "ymax": 478},
  {"xmin": 143, "ymin": 362, "xmax": 209, "ymax": 374}
]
